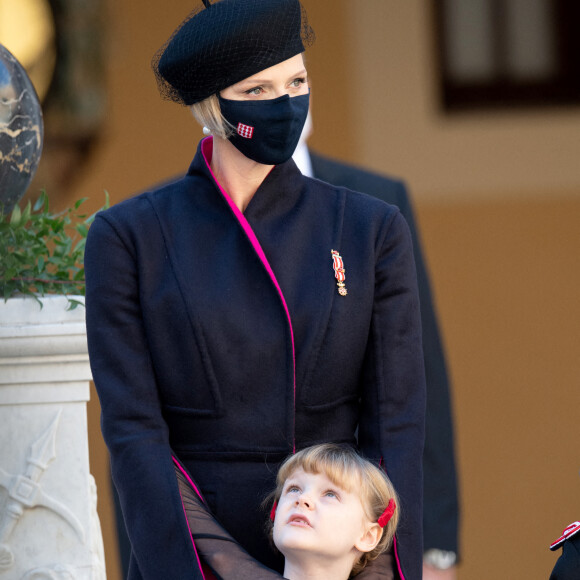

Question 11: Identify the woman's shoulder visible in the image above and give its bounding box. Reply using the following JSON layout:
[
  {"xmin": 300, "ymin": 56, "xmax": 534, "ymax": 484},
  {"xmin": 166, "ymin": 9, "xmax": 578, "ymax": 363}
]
[
  {"xmin": 87, "ymin": 177, "xmax": 197, "ymax": 252},
  {"xmin": 96, "ymin": 176, "xmax": 191, "ymax": 226},
  {"xmin": 302, "ymin": 175, "xmax": 411, "ymax": 255},
  {"xmin": 305, "ymin": 174, "xmax": 402, "ymax": 226}
]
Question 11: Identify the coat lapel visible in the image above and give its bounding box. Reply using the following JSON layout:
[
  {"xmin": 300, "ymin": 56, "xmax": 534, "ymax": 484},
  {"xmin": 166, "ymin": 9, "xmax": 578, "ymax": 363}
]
[
  {"xmin": 152, "ymin": 138, "xmax": 348, "ymax": 438},
  {"xmin": 242, "ymin": 161, "xmax": 347, "ymax": 396}
]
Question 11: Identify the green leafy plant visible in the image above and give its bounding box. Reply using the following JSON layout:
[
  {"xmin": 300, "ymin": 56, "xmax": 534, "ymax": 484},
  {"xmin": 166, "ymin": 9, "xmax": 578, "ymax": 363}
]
[{"xmin": 0, "ymin": 191, "xmax": 109, "ymax": 308}]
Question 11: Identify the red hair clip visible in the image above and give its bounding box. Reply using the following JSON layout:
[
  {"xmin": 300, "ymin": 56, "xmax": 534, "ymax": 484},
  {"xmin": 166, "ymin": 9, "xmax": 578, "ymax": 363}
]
[
  {"xmin": 377, "ymin": 498, "xmax": 396, "ymax": 528},
  {"xmin": 270, "ymin": 500, "xmax": 278, "ymax": 522}
]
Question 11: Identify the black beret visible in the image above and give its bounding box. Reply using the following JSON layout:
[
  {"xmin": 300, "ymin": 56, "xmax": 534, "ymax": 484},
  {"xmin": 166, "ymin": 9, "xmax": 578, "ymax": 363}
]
[{"xmin": 153, "ymin": 0, "xmax": 314, "ymax": 105}]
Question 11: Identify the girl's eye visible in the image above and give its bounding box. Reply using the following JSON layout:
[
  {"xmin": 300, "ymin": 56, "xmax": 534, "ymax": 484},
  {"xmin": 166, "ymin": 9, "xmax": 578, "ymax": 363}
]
[
  {"xmin": 245, "ymin": 86, "xmax": 263, "ymax": 95},
  {"xmin": 286, "ymin": 485, "xmax": 300, "ymax": 493},
  {"xmin": 324, "ymin": 490, "xmax": 338, "ymax": 499}
]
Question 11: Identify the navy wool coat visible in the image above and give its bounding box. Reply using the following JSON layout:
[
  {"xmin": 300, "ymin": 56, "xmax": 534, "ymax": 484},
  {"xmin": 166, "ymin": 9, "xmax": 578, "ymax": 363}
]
[{"xmin": 85, "ymin": 138, "xmax": 426, "ymax": 579}]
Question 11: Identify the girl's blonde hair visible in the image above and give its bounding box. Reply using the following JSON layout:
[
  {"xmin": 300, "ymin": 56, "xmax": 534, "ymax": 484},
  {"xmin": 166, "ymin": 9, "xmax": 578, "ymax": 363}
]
[
  {"xmin": 190, "ymin": 93, "xmax": 234, "ymax": 140},
  {"xmin": 268, "ymin": 443, "xmax": 399, "ymax": 575}
]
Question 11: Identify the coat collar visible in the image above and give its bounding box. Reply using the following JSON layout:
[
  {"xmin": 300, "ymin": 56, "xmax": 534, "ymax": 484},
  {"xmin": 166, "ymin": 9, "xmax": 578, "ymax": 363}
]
[{"xmin": 186, "ymin": 136, "xmax": 306, "ymax": 222}]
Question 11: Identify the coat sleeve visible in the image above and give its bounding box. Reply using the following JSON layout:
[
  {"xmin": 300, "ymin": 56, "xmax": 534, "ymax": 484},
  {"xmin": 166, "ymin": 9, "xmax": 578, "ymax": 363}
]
[
  {"xmin": 394, "ymin": 186, "xmax": 460, "ymax": 557},
  {"xmin": 85, "ymin": 212, "xmax": 203, "ymax": 579},
  {"xmin": 358, "ymin": 209, "xmax": 427, "ymax": 580}
]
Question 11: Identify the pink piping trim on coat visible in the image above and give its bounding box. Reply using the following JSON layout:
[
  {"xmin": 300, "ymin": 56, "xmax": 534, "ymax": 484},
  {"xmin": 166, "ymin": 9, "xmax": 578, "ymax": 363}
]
[
  {"xmin": 173, "ymin": 459, "xmax": 206, "ymax": 579},
  {"xmin": 380, "ymin": 457, "xmax": 405, "ymax": 580},
  {"xmin": 173, "ymin": 456, "xmax": 205, "ymax": 503},
  {"xmin": 201, "ymin": 136, "xmax": 297, "ymax": 452},
  {"xmin": 393, "ymin": 536, "xmax": 405, "ymax": 580}
]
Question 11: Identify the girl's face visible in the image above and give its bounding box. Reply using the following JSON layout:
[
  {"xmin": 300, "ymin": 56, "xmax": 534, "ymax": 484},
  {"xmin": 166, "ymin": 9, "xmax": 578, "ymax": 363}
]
[
  {"xmin": 220, "ymin": 53, "xmax": 308, "ymax": 101},
  {"xmin": 273, "ymin": 467, "xmax": 377, "ymax": 565}
]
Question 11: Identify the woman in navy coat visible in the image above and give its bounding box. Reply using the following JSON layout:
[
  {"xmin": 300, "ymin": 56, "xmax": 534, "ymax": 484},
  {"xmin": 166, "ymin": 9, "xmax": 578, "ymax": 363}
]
[{"xmin": 85, "ymin": 1, "xmax": 425, "ymax": 578}]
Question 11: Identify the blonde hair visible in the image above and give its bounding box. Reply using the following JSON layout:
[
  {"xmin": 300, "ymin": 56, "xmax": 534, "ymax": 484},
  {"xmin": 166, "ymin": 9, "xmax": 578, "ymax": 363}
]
[
  {"xmin": 190, "ymin": 93, "xmax": 234, "ymax": 139},
  {"xmin": 268, "ymin": 443, "xmax": 399, "ymax": 575}
]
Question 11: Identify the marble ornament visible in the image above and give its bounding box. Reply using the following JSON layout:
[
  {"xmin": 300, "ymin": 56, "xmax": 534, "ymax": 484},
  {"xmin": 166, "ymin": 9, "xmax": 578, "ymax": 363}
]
[{"xmin": 0, "ymin": 44, "xmax": 44, "ymax": 213}]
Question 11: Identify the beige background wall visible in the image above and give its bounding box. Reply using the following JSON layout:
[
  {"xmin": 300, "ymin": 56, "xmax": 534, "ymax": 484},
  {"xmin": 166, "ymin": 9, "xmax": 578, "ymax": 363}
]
[
  {"xmin": 43, "ymin": 1, "xmax": 579, "ymax": 578},
  {"xmin": 339, "ymin": 0, "xmax": 580, "ymax": 202}
]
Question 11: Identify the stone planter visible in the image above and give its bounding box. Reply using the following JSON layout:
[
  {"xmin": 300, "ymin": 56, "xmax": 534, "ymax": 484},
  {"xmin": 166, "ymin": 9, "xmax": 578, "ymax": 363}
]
[{"xmin": 0, "ymin": 296, "xmax": 105, "ymax": 579}]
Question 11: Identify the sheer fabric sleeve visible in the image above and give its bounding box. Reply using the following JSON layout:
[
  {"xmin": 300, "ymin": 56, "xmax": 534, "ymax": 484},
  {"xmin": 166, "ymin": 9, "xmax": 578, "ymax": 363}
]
[{"xmin": 173, "ymin": 459, "xmax": 284, "ymax": 580}]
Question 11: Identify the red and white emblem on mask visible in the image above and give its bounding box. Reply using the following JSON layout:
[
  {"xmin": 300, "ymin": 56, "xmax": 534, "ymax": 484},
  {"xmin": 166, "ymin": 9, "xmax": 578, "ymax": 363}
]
[{"xmin": 237, "ymin": 123, "xmax": 254, "ymax": 139}]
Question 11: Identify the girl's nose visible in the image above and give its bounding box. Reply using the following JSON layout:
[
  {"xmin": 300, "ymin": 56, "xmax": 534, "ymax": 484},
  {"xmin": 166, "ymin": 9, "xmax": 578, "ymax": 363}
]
[{"xmin": 296, "ymin": 495, "xmax": 312, "ymax": 509}]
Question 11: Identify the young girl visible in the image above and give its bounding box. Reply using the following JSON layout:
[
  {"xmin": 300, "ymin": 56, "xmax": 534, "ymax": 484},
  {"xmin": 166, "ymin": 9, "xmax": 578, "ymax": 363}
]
[{"xmin": 174, "ymin": 444, "xmax": 399, "ymax": 579}]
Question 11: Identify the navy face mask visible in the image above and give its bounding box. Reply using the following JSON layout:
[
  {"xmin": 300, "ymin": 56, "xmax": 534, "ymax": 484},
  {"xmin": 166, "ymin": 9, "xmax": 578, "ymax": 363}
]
[{"xmin": 218, "ymin": 91, "xmax": 310, "ymax": 165}]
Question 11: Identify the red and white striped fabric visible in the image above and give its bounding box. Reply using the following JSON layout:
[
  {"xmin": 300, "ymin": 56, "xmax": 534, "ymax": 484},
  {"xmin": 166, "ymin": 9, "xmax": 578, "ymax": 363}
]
[
  {"xmin": 237, "ymin": 123, "xmax": 254, "ymax": 139},
  {"xmin": 331, "ymin": 249, "xmax": 347, "ymax": 296},
  {"xmin": 331, "ymin": 250, "xmax": 345, "ymax": 282},
  {"xmin": 550, "ymin": 521, "xmax": 580, "ymax": 550}
]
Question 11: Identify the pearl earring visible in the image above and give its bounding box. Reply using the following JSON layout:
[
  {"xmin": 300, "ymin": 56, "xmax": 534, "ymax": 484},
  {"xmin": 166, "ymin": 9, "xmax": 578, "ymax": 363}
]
[{"xmin": 203, "ymin": 126, "xmax": 211, "ymax": 135}]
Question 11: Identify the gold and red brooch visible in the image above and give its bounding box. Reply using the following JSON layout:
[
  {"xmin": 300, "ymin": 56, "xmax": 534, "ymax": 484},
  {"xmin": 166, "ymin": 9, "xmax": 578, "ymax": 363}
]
[{"xmin": 331, "ymin": 249, "xmax": 347, "ymax": 296}]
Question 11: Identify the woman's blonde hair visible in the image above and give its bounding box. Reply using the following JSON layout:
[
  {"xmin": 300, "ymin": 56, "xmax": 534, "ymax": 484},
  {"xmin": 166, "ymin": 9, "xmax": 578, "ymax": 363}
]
[
  {"xmin": 268, "ymin": 443, "xmax": 399, "ymax": 576},
  {"xmin": 190, "ymin": 93, "xmax": 234, "ymax": 139}
]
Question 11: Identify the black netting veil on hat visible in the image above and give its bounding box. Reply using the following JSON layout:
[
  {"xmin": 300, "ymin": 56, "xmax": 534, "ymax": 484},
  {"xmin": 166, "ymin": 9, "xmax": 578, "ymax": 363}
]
[{"xmin": 152, "ymin": 0, "xmax": 315, "ymax": 106}]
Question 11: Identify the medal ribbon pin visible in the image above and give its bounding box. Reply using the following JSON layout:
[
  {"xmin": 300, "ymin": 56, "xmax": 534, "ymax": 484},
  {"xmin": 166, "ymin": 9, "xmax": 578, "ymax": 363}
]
[{"xmin": 331, "ymin": 250, "xmax": 347, "ymax": 296}]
